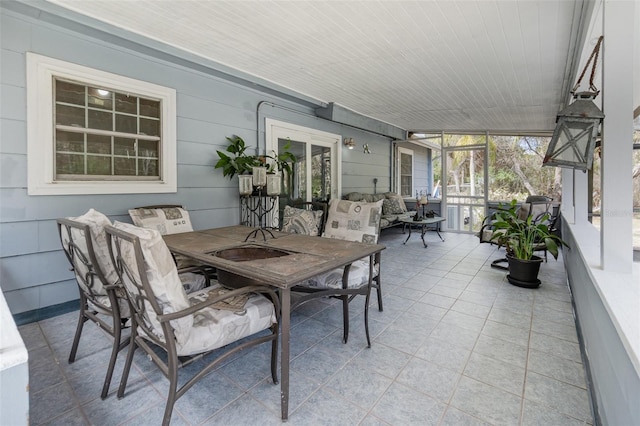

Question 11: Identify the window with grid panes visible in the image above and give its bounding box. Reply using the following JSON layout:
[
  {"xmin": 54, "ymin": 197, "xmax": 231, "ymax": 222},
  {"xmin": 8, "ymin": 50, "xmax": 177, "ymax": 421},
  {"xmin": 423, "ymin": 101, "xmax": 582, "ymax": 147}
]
[
  {"xmin": 27, "ymin": 53, "xmax": 176, "ymax": 195},
  {"xmin": 55, "ymin": 79, "xmax": 161, "ymax": 180}
]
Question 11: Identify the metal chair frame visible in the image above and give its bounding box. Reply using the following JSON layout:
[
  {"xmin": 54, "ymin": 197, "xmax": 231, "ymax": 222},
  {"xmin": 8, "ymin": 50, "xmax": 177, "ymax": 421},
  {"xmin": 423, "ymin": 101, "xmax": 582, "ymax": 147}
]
[
  {"xmin": 289, "ymin": 199, "xmax": 383, "ymax": 347},
  {"xmin": 56, "ymin": 218, "xmax": 129, "ymax": 399},
  {"xmin": 105, "ymin": 225, "xmax": 280, "ymax": 426}
]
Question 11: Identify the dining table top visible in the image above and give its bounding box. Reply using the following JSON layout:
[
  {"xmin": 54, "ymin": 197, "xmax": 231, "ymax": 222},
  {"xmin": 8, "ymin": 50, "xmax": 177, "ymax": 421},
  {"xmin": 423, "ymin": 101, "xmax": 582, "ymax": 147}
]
[{"xmin": 163, "ymin": 225, "xmax": 385, "ymax": 289}]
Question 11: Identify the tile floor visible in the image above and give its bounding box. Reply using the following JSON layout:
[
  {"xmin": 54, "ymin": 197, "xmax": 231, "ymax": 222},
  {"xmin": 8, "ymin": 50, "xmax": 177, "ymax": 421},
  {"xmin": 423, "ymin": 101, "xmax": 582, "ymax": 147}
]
[{"xmin": 20, "ymin": 230, "xmax": 593, "ymax": 425}]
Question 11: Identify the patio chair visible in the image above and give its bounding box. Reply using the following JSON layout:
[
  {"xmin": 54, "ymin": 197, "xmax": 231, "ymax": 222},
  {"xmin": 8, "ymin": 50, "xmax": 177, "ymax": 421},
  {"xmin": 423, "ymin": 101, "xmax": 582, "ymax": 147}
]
[
  {"xmin": 478, "ymin": 196, "xmax": 558, "ymax": 268},
  {"xmin": 291, "ymin": 199, "xmax": 384, "ymax": 347},
  {"xmin": 57, "ymin": 210, "xmax": 130, "ymax": 400},
  {"xmin": 105, "ymin": 221, "xmax": 279, "ymax": 426},
  {"xmin": 128, "ymin": 204, "xmax": 215, "ymax": 282}
]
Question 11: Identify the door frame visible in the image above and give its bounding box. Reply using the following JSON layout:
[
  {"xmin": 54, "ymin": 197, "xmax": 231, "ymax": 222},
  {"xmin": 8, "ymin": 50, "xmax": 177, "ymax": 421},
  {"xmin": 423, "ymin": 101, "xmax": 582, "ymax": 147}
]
[
  {"xmin": 441, "ymin": 141, "xmax": 489, "ymax": 233},
  {"xmin": 265, "ymin": 118, "xmax": 342, "ymax": 200}
]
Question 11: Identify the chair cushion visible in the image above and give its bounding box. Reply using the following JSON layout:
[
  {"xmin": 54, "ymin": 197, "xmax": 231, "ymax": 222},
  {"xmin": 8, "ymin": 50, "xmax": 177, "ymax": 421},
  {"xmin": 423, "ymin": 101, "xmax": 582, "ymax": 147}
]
[
  {"xmin": 69, "ymin": 208, "xmax": 119, "ymax": 288},
  {"xmin": 281, "ymin": 205, "xmax": 323, "ymax": 236},
  {"xmin": 112, "ymin": 221, "xmax": 193, "ymax": 341},
  {"xmin": 299, "ymin": 258, "xmax": 379, "ymax": 290},
  {"xmin": 175, "ymin": 284, "xmax": 277, "ymax": 356},
  {"xmin": 128, "ymin": 207, "xmax": 193, "ymax": 235},
  {"xmin": 322, "ymin": 199, "xmax": 383, "ymax": 244}
]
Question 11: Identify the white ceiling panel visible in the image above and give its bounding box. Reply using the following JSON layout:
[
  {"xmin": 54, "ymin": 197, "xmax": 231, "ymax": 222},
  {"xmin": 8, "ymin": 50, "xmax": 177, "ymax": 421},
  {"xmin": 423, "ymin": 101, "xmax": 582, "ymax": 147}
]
[{"xmin": 46, "ymin": 0, "xmax": 589, "ymax": 133}]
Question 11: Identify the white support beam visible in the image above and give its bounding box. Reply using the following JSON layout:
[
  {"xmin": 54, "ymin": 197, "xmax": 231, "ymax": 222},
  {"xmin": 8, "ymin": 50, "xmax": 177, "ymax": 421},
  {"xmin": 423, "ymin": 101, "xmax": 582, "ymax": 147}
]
[
  {"xmin": 575, "ymin": 170, "xmax": 589, "ymax": 224},
  {"xmin": 600, "ymin": 0, "xmax": 634, "ymax": 272},
  {"xmin": 561, "ymin": 168, "xmax": 575, "ymax": 223}
]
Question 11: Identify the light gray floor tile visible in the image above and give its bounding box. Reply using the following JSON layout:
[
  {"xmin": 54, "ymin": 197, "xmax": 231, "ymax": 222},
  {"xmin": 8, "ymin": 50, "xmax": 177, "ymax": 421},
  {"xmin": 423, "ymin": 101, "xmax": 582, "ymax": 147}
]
[
  {"xmin": 428, "ymin": 284, "xmax": 464, "ymax": 299},
  {"xmin": 450, "ymin": 299, "xmax": 491, "ymax": 319},
  {"xmin": 288, "ymin": 387, "xmax": 367, "ymax": 425},
  {"xmin": 429, "ymin": 322, "xmax": 481, "ymax": 351},
  {"xmin": 473, "ymin": 334, "xmax": 528, "ymax": 368},
  {"xmin": 372, "ymin": 382, "xmax": 445, "ymax": 425},
  {"xmin": 419, "ymin": 292, "xmax": 456, "ymax": 309},
  {"xmin": 450, "ymin": 376, "xmax": 522, "ymax": 425},
  {"xmin": 440, "ymin": 406, "xmax": 491, "ymax": 426},
  {"xmin": 458, "ymin": 289, "xmax": 497, "ymax": 307},
  {"xmin": 202, "ymin": 393, "xmax": 281, "ymax": 425},
  {"xmin": 531, "ymin": 315, "xmax": 579, "ymax": 343},
  {"xmin": 291, "ymin": 344, "xmax": 350, "ymax": 384},
  {"xmin": 352, "ymin": 342, "xmax": 411, "ymax": 379},
  {"xmin": 521, "ymin": 399, "xmax": 592, "ymax": 426},
  {"xmin": 488, "ymin": 306, "xmax": 532, "ymax": 330},
  {"xmin": 529, "ymin": 331, "xmax": 582, "ymax": 362},
  {"xmin": 441, "ymin": 310, "xmax": 486, "ymax": 333},
  {"xmin": 406, "ymin": 301, "xmax": 448, "ymax": 321},
  {"xmin": 527, "ymin": 348, "xmax": 587, "ymax": 389},
  {"xmin": 524, "ymin": 371, "xmax": 593, "ymax": 423},
  {"xmin": 325, "ymin": 360, "xmax": 393, "ymax": 409},
  {"xmin": 414, "ymin": 336, "xmax": 471, "ymax": 373},
  {"xmin": 45, "ymin": 408, "xmax": 91, "ymax": 426},
  {"xmin": 250, "ymin": 370, "xmax": 321, "ymax": 416},
  {"xmin": 396, "ymin": 357, "xmax": 461, "ymax": 402},
  {"xmin": 463, "ymin": 351, "xmax": 526, "ymax": 395},
  {"xmin": 481, "ymin": 319, "xmax": 530, "ymax": 347},
  {"xmin": 29, "ymin": 381, "xmax": 78, "ymax": 425}
]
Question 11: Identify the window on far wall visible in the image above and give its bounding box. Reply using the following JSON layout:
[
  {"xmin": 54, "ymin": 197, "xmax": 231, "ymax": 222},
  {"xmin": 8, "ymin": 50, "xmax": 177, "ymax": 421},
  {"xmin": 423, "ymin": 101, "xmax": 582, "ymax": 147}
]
[
  {"xmin": 27, "ymin": 53, "xmax": 177, "ymax": 195},
  {"xmin": 398, "ymin": 146, "xmax": 414, "ymax": 197}
]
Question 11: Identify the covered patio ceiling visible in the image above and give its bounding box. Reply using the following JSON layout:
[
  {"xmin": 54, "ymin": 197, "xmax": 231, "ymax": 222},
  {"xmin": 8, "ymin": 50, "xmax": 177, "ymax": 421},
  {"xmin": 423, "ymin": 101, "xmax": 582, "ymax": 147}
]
[{"xmin": 46, "ymin": 0, "xmax": 595, "ymax": 134}]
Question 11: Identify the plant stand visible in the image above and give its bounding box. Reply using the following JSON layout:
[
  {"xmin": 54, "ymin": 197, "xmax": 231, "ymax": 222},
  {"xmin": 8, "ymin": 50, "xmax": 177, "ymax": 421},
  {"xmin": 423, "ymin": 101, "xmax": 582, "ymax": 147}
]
[{"xmin": 240, "ymin": 189, "xmax": 278, "ymax": 241}]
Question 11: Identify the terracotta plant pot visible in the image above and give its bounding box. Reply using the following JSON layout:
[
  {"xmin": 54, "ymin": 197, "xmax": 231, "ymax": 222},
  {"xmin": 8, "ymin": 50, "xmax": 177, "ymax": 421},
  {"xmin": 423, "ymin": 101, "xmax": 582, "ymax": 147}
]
[{"xmin": 506, "ymin": 254, "xmax": 543, "ymax": 288}]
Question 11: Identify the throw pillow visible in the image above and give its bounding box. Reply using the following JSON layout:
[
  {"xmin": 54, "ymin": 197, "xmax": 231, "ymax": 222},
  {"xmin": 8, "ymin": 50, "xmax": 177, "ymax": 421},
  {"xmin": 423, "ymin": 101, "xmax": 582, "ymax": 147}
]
[
  {"xmin": 281, "ymin": 205, "xmax": 323, "ymax": 236},
  {"xmin": 382, "ymin": 198, "xmax": 405, "ymax": 215},
  {"xmin": 383, "ymin": 192, "xmax": 408, "ymax": 212},
  {"xmin": 322, "ymin": 199, "xmax": 383, "ymax": 244}
]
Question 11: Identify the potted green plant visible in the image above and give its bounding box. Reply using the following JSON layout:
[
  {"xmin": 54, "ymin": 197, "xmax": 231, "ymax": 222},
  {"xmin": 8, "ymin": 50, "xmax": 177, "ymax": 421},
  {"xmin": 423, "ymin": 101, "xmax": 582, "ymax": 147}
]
[
  {"xmin": 214, "ymin": 135, "xmax": 261, "ymax": 179},
  {"xmin": 215, "ymin": 136, "xmax": 296, "ymax": 180},
  {"xmin": 490, "ymin": 199, "xmax": 566, "ymax": 288}
]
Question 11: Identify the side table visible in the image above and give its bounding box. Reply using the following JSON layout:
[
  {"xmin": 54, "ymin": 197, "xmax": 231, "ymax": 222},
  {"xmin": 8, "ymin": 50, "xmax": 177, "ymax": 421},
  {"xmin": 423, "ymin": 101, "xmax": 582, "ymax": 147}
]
[{"xmin": 400, "ymin": 216, "xmax": 446, "ymax": 248}]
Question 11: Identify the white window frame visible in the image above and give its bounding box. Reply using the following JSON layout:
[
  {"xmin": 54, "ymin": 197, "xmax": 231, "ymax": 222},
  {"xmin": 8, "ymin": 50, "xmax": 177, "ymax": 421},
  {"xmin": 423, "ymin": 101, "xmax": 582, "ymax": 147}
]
[
  {"xmin": 397, "ymin": 146, "xmax": 414, "ymax": 197},
  {"xmin": 26, "ymin": 53, "xmax": 177, "ymax": 195}
]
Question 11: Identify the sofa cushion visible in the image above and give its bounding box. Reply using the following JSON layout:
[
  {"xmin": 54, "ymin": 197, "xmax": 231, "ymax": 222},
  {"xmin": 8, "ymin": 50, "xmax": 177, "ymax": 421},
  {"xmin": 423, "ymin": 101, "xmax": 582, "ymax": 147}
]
[
  {"xmin": 382, "ymin": 198, "xmax": 406, "ymax": 215},
  {"xmin": 322, "ymin": 199, "xmax": 383, "ymax": 244},
  {"xmin": 281, "ymin": 205, "xmax": 323, "ymax": 236},
  {"xmin": 383, "ymin": 192, "xmax": 408, "ymax": 212}
]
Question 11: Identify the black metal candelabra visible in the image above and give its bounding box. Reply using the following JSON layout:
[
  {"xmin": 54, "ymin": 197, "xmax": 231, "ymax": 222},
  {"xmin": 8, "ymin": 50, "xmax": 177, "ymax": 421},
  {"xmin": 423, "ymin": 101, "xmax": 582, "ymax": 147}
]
[{"xmin": 241, "ymin": 187, "xmax": 278, "ymax": 241}]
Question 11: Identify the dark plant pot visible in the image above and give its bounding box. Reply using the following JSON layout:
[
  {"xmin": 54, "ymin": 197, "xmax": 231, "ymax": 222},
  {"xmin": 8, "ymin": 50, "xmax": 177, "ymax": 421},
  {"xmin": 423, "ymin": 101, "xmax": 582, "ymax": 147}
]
[{"xmin": 506, "ymin": 254, "xmax": 543, "ymax": 288}]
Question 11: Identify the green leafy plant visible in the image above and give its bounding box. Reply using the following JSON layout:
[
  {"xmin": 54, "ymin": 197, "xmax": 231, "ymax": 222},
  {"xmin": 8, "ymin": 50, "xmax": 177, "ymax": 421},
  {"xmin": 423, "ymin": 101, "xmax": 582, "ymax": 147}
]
[
  {"xmin": 215, "ymin": 135, "xmax": 296, "ymax": 180},
  {"xmin": 490, "ymin": 199, "xmax": 566, "ymax": 260},
  {"xmin": 214, "ymin": 135, "xmax": 261, "ymax": 179}
]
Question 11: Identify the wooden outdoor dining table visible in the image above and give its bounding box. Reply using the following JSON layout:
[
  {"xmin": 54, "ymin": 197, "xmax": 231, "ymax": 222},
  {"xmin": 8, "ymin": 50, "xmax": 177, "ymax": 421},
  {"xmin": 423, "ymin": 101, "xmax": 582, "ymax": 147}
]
[{"xmin": 163, "ymin": 225, "xmax": 385, "ymax": 421}]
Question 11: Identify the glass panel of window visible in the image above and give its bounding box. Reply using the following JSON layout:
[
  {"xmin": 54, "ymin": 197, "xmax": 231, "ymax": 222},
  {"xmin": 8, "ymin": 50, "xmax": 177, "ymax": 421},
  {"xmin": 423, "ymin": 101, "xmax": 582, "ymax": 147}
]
[
  {"xmin": 54, "ymin": 77, "xmax": 162, "ymax": 181},
  {"xmin": 400, "ymin": 152, "xmax": 413, "ymax": 197}
]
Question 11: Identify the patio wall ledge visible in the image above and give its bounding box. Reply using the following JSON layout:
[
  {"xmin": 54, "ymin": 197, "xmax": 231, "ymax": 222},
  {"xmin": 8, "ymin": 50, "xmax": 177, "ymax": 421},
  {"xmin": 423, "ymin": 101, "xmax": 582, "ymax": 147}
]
[
  {"xmin": 562, "ymin": 218, "xmax": 640, "ymax": 425},
  {"xmin": 0, "ymin": 290, "xmax": 29, "ymax": 425}
]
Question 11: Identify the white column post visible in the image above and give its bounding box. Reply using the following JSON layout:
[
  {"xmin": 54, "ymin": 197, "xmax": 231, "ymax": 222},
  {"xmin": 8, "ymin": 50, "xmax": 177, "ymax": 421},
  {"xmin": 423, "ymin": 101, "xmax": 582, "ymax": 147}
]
[
  {"xmin": 561, "ymin": 168, "xmax": 575, "ymax": 223},
  {"xmin": 574, "ymin": 170, "xmax": 589, "ymax": 224},
  {"xmin": 600, "ymin": 0, "xmax": 634, "ymax": 272}
]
